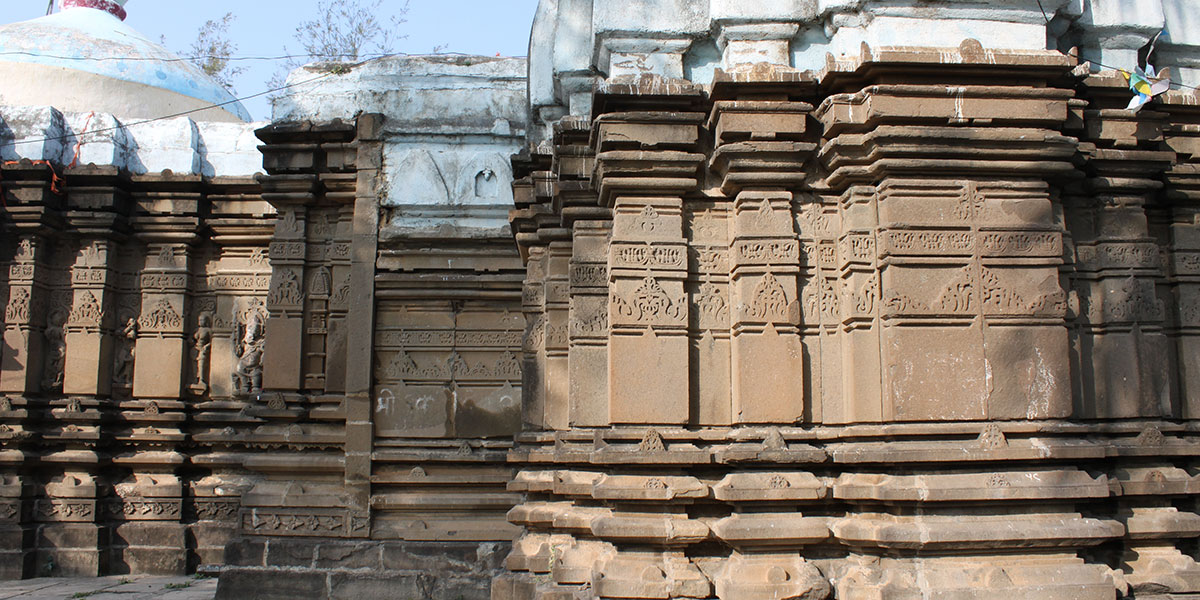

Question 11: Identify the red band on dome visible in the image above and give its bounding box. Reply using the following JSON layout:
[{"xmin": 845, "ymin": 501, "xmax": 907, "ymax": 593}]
[{"xmin": 62, "ymin": 0, "xmax": 127, "ymax": 20}]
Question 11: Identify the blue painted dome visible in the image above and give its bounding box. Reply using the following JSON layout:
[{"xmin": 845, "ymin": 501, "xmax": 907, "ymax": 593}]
[{"xmin": 0, "ymin": 3, "xmax": 251, "ymax": 122}]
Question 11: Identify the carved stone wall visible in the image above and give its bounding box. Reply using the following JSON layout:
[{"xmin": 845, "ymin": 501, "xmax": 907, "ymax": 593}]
[
  {"xmin": 0, "ymin": 158, "xmax": 271, "ymax": 577},
  {"xmin": 498, "ymin": 43, "xmax": 1200, "ymax": 600},
  {"xmin": 215, "ymin": 56, "xmax": 530, "ymax": 599},
  {"xmin": 0, "ymin": 57, "xmax": 530, "ymax": 598}
]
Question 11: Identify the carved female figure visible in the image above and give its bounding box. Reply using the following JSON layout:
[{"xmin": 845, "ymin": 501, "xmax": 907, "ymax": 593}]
[
  {"xmin": 192, "ymin": 313, "xmax": 213, "ymax": 390},
  {"xmin": 112, "ymin": 317, "xmax": 138, "ymax": 388},
  {"xmin": 42, "ymin": 309, "xmax": 68, "ymax": 392}
]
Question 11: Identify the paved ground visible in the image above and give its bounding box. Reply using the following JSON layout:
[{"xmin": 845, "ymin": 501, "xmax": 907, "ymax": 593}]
[{"xmin": 0, "ymin": 575, "xmax": 216, "ymax": 600}]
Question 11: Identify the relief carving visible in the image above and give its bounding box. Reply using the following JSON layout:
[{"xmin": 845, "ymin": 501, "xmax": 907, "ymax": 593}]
[
  {"xmin": 695, "ymin": 281, "xmax": 729, "ymax": 330},
  {"xmin": 268, "ymin": 269, "xmax": 304, "ymax": 307},
  {"xmin": 232, "ymin": 311, "xmax": 265, "ymax": 395},
  {"xmin": 331, "ymin": 275, "xmax": 352, "ymax": 309},
  {"xmin": 800, "ymin": 202, "xmax": 831, "ymax": 236},
  {"xmin": 980, "ymin": 232, "xmax": 1059, "ymax": 257},
  {"xmin": 694, "ymin": 247, "xmax": 729, "ymax": 273},
  {"xmin": 279, "ymin": 209, "xmax": 301, "ymax": 235},
  {"xmin": 935, "ymin": 267, "xmax": 976, "ymax": 313},
  {"xmin": 636, "ymin": 205, "xmax": 662, "ymax": 234},
  {"xmin": 524, "ymin": 315, "xmax": 546, "ymax": 350},
  {"xmin": 884, "ymin": 231, "xmax": 974, "ymax": 256},
  {"xmin": 573, "ymin": 302, "xmax": 609, "ymax": 337},
  {"xmin": 139, "ymin": 299, "xmax": 182, "ymax": 331},
  {"xmin": 42, "ymin": 309, "xmax": 68, "ymax": 392},
  {"xmin": 1107, "ymin": 276, "xmax": 1165, "ymax": 323},
  {"xmin": 734, "ymin": 240, "xmax": 799, "ymax": 265},
  {"xmin": 613, "ymin": 276, "xmax": 684, "ymax": 325},
  {"xmin": 112, "ymin": 316, "xmax": 138, "ymax": 388},
  {"xmin": 80, "ymin": 242, "xmax": 103, "ymax": 267},
  {"xmin": 248, "ymin": 248, "xmax": 268, "ymax": 268},
  {"xmin": 852, "ymin": 275, "xmax": 878, "ymax": 315},
  {"xmin": 691, "ymin": 209, "xmax": 725, "ymax": 241},
  {"xmin": 746, "ymin": 273, "xmax": 790, "ymax": 322},
  {"xmin": 154, "ymin": 246, "xmax": 177, "ymax": 268},
  {"xmin": 818, "ymin": 243, "xmax": 836, "ymax": 269},
  {"xmin": 15, "ymin": 239, "xmax": 34, "ymax": 261},
  {"xmin": 981, "ymin": 268, "xmax": 1025, "ymax": 314},
  {"xmin": 819, "ymin": 277, "xmax": 840, "ymax": 322},
  {"xmin": 885, "ymin": 293, "xmax": 928, "ymax": 314},
  {"xmin": 383, "ymin": 348, "xmax": 522, "ymax": 382},
  {"xmin": 612, "ymin": 244, "xmax": 685, "ymax": 269},
  {"xmin": 523, "ymin": 285, "xmax": 545, "ymax": 307},
  {"xmin": 954, "ymin": 182, "xmax": 985, "ymax": 220},
  {"xmin": 842, "ymin": 233, "xmax": 875, "ymax": 263},
  {"xmin": 68, "ymin": 290, "xmax": 102, "ymax": 327},
  {"xmin": 192, "ymin": 313, "xmax": 213, "ymax": 392},
  {"xmin": 4, "ymin": 289, "xmax": 30, "ymax": 323},
  {"xmin": 570, "ymin": 264, "xmax": 608, "ymax": 288}
]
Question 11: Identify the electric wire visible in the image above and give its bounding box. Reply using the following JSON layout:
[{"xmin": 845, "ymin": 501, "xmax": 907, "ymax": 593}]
[
  {"xmin": 1033, "ymin": 0, "xmax": 1198, "ymax": 92},
  {"xmin": 0, "ymin": 50, "xmax": 506, "ymax": 63}
]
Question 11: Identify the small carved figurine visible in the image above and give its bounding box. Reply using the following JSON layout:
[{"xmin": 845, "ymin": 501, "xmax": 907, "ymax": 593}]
[
  {"xmin": 232, "ymin": 312, "xmax": 265, "ymax": 395},
  {"xmin": 192, "ymin": 313, "xmax": 213, "ymax": 390},
  {"xmin": 41, "ymin": 309, "xmax": 68, "ymax": 392},
  {"xmin": 113, "ymin": 317, "xmax": 138, "ymax": 388}
]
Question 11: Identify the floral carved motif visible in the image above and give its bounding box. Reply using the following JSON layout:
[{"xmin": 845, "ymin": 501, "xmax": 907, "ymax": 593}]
[
  {"xmin": 69, "ymin": 291, "xmax": 103, "ymax": 326},
  {"xmin": 746, "ymin": 273, "xmax": 789, "ymax": 322},
  {"xmin": 139, "ymin": 299, "xmax": 182, "ymax": 331},
  {"xmin": 4, "ymin": 289, "xmax": 30, "ymax": 323},
  {"xmin": 613, "ymin": 276, "xmax": 683, "ymax": 324},
  {"xmin": 268, "ymin": 269, "xmax": 304, "ymax": 307}
]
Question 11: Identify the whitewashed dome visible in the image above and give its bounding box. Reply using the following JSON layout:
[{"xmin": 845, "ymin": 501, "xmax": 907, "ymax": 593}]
[{"xmin": 0, "ymin": 0, "xmax": 250, "ymax": 122}]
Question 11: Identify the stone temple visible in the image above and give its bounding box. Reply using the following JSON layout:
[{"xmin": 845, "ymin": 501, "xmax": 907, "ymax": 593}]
[{"xmin": 2, "ymin": 0, "xmax": 1200, "ymax": 598}]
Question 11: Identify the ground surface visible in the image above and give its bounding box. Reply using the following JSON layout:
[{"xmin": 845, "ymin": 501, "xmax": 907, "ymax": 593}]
[{"xmin": 0, "ymin": 575, "xmax": 216, "ymax": 600}]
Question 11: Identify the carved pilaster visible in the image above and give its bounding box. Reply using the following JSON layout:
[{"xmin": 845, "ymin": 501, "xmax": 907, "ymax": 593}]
[
  {"xmin": 709, "ymin": 97, "xmax": 814, "ymax": 424},
  {"xmin": 132, "ymin": 244, "xmax": 191, "ymax": 400},
  {"xmin": 567, "ymin": 221, "xmax": 611, "ymax": 427},
  {"xmin": 63, "ymin": 239, "xmax": 119, "ymax": 397},
  {"xmin": 595, "ymin": 110, "xmax": 704, "ymax": 425},
  {"xmin": 1068, "ymin": 74, "xmax": 1176, "ymax": 419},
  {"xmin": 1, "ymin": 235, "xmax": 52, "ymax": 395}
]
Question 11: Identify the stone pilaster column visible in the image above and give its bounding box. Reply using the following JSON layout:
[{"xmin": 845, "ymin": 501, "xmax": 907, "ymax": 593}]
[
  {"xmin": 1155, "ymin": 92, "xmax": 1200, "ymax": 418},
  {"xmin": 567, "ymin": 221, "xmax": 611, "ymax": 426},
  {"xmin": 343, "ymin": 114, "xmax": 382, "ymax": 517},
  {"xmin": 521, "ymin": 246, "xmax": 548, "ymax": 430},
  {"xmin": 543, "ymin": 240, "xmax": 571, "ymax": 430},
  {"xmin": 262, "ymin": 204, "xmax": 309, "ymax": 394},
  {"xmin": 709, "ymin": 98, "xmax": 814, "ymax": 424},
  {"xmin": 594, "ymin": 110, "xmax": 704, "ymax": 425},
  {"xmin": 606, "ymin": 193, "xmax": 691, "ymax": 424},
  {"xmin": 132, "ymin": 243, "xmax": 191, "ymax": 400},
  {"xmin": 727, "ymin": 190, "xmax": 805, "ymax": 423},
  {"xmin": 63, "ymin": 239, "xmax": 118, "ymax": 397},
  {"xmin": 1, "ymin": 234, "xmax": 52, "ymax": 395},
  {"xmin": 1068, "ymin": 74, "xmax": 1176, "ymax": 419}
]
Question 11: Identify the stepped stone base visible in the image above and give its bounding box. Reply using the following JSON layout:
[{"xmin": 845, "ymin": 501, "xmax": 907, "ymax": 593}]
[{"xmin": 216, "ymin": 539, "xmax": 510, "ymax": 600}]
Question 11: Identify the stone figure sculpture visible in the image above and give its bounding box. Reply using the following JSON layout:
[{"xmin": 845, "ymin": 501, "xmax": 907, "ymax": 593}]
[
  {"xmin": 41, "ymin": 309, "xmax": 68, "ymax": 392},
  {"xmin": 232, "ymin": 312, "xmax": 264, "ymax": 395},
  {"xmin": 112, "ymin": 317, "xmax": 138, "ymax": 389},
  {"xmin": 191, "ymin": 313, "xmax": 213, "ymax": 393}
]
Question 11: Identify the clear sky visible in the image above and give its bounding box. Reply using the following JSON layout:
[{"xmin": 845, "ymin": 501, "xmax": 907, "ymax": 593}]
[{"xmin": 4, "ymin": 0, "xmax": 540, "ymax": 120}]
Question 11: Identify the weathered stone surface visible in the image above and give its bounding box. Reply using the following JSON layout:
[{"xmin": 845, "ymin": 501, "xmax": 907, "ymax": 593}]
[
  {"xmin": 502, "ymin": 4, "xmax": 1200, "ymax": 599},
  {"xmin": 5, "ymin": 2, "xmax": 1200, "ymax": 599}
]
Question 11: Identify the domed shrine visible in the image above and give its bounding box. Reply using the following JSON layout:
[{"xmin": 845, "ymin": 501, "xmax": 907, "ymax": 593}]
[{"xmin": 0, "ymin": 0, "xmax": 250, "ymax": 122}]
